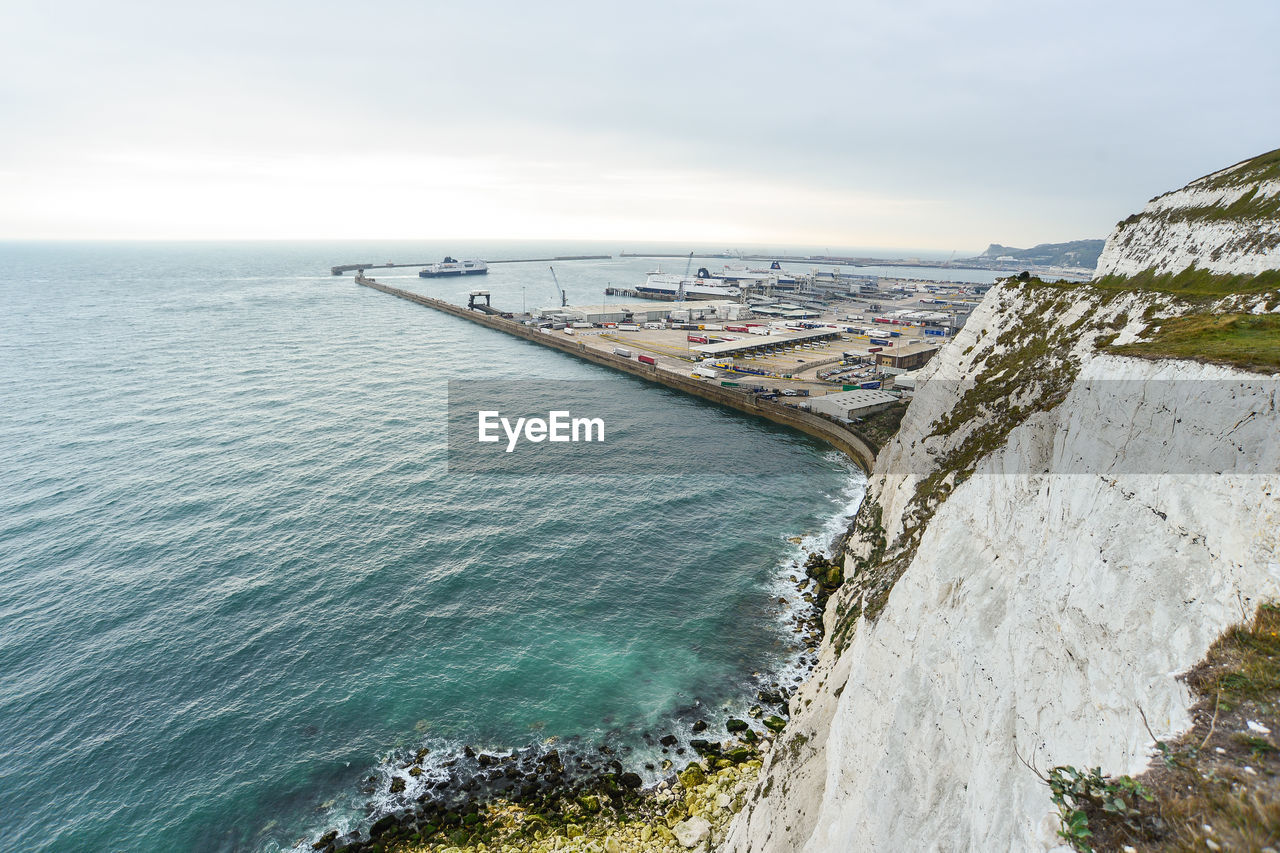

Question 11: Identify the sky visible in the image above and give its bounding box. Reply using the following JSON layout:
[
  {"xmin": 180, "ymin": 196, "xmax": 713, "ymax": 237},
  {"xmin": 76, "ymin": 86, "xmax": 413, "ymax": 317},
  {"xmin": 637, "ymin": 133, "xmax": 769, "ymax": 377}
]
[{"xmin": 2, "ymin": 0, "xmax": 1277, "ymax": 252}]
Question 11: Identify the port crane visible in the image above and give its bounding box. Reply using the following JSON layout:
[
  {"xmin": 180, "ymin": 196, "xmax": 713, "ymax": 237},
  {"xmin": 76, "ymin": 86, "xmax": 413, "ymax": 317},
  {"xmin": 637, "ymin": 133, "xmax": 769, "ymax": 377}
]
[
  {"xmin": 676, "ymin": 251, "xmax": 694, "ymax": 302},
  {"xmin": 548, "ymin": 265, "xmax": 568, "ymax": 307}
]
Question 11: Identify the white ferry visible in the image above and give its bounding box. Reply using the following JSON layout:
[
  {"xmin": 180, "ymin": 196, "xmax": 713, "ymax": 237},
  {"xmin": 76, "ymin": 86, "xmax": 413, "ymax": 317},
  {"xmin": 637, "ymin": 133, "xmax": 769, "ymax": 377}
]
[
  {"xmin": 635, "ymin": 268, "xmax": 743, "ymax": 301},
  {"xmin": 418, "ymin": 257, "xmax": 489, "ymax": 277}
]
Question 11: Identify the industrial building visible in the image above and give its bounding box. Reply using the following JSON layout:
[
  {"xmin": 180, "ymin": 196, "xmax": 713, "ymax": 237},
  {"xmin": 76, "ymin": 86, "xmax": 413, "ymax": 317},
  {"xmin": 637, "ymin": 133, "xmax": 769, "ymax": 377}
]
[
  {"xmin": 538, "ymin": 300, "xmax": 743, "ymax": 325},
  {"xmin": 809, "ymin": 389, "xmax": 900, "ymax": 421},
  {"xmin": 691, "ymin": 327, "xmax": 841, "ymax": 359},
  {"xmin": 875, "ymin": 341, "xmax": 941, "ymax": 373}
]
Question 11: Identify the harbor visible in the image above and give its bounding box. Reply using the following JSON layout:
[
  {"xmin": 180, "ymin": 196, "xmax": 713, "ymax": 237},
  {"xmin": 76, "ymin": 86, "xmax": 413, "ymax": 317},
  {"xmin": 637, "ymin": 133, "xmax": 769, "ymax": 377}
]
[{"xmin": 352, "ymin": 273, "xmax": 881, "ymax": 471}]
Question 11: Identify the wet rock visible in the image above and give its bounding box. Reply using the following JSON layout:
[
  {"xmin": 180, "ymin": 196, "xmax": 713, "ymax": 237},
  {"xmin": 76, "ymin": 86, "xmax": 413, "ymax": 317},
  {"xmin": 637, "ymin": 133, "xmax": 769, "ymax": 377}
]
[
  {"xmin": 691, "ymin": 719, "xmax": 708, "ymax": 734},
  {"xmin": 369, "ymin": 814, "xmax": 398, "ymax": 838},
  {"xmin": 619, "ymin": 771, "xmax": 643, "ymax": 789},
  {"xmin": 725, "ymin": 718, "xmax": 749, "ymax": 734},
  {"xmin": 689, "ymin": 739, "xmax": 718, "ymax": 756},
  {"xmin": 678, "ymin": 764, "xmax": 706, "ymax": 789},
  {"xmin": 388, "ymin": 777, "xmax": 406, "ymax": 794},
  {"xmin": 763, "ymin": 715, "xmax": 787, "ymax": 733},
  {"xmin": 659, "ymin": 734, "xmax": 678, "ymax": 747},
  {"xmin": 747, "ymin": 706, "xmax": 763, "ymax": 718},
  {"xmin": 311, "ymin": 830, "xmax": 338, "ymax": 850}
]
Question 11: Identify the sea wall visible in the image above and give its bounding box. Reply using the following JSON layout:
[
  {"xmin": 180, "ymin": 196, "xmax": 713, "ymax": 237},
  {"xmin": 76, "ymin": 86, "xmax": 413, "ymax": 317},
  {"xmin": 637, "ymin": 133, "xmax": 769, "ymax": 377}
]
[{"xmin": 355, "ymin": 276, "xmax": 878, "ymax": 471}]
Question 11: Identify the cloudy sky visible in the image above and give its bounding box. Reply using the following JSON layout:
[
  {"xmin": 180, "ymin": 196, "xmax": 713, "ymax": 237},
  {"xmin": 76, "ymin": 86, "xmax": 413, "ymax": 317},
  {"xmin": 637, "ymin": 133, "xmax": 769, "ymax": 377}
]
[{"xmin": 2, "ymin": 0, "xmax": 1276, "ymax": 251}]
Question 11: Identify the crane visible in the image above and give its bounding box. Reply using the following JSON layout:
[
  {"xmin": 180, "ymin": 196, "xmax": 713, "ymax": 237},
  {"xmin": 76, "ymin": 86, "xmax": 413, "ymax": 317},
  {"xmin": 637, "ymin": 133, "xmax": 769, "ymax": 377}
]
[
  {"xmin": 549, "ymin": 265, "xmax": 567, "ymax": 307},
  {"xmin": 676, "ymin": 251, "xmax": 694, "ymax": 303}
]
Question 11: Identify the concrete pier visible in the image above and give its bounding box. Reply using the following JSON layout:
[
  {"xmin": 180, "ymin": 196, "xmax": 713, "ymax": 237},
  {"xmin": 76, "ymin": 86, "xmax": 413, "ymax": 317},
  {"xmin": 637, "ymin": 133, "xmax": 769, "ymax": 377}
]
[
  {"xmin": 353, "ymin": 274, "xmax": 878, "ymax": 472},
  {"xmin": 331, "ymin": 255, "xmax": 610, "ymax": 275}
]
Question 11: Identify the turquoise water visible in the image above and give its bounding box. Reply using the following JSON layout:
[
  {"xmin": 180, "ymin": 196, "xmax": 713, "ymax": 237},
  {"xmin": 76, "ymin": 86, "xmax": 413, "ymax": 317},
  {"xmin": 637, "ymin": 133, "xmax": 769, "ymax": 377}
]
[{"xmin": 0, "ymin": 242, "xmax": 864, "ymax": 852}]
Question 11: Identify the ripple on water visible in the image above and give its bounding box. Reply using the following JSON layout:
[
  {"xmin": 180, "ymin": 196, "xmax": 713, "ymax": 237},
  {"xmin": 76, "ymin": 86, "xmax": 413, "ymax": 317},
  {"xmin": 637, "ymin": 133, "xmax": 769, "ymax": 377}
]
[{"xmin": 0, "ymin": 243, "xmax": 865, "ymax": 853}]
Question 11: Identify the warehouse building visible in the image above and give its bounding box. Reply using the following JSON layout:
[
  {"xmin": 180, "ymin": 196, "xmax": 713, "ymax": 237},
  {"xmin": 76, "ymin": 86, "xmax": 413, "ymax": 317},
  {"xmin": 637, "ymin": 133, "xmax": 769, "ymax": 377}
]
[
  {"xmin": 809, "ymin": 389, "xmax": 900, "ymax": 421},
  {"xmin": 875, "ymin": 341, "xmax": 941, "ymax": 373}
]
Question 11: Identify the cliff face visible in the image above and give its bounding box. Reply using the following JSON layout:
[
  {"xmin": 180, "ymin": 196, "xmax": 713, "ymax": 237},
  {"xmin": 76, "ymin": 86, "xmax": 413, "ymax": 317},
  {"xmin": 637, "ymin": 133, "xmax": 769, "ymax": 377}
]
[
  {"xmin": 725, "ymin": 151, "xmax": 1280, "ymax": 852},
  {"xmin": 1095, "ymin": 151, "xmax": 1280, "ymax": 277}
]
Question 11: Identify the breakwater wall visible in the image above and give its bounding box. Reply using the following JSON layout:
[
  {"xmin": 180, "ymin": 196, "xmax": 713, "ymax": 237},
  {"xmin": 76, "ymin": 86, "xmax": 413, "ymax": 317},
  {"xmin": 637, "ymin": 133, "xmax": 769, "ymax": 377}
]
[{"xmin": 354, "ymin": 275, "xmax": 878, "ymax": 472}]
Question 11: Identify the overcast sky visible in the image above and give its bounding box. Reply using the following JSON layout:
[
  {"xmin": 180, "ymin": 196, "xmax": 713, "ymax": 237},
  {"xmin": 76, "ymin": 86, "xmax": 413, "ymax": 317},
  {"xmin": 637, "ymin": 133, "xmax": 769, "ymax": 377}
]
[{"xmin": 2, "ymin": 0, "xmax": 1276, "ymax": 251}]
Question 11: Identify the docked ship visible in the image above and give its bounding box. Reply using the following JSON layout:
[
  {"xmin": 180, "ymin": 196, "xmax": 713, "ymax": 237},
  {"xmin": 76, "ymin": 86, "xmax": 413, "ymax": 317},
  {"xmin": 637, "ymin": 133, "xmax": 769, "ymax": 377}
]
[
  {"xmin": 634, "ymin": 267, "xmax": 743, "ymax": 301},
  {"xmin": 418, "ymin": 257, "xmax": 489, "ymax": 277},
  {"xmin": 703, "ymin": 261, "xmax": 801, "ymax": 291}
]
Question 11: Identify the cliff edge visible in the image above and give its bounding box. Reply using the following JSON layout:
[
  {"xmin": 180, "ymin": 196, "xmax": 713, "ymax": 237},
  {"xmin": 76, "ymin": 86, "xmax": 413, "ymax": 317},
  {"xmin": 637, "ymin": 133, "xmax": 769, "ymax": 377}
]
[{"xmin": 724, "ymin": 150, "xmax": 1280, "ymax": 851}]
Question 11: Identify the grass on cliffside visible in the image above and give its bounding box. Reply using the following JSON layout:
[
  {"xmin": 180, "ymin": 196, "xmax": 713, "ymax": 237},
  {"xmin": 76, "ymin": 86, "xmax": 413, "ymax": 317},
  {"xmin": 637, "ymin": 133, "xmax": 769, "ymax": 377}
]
[
  {"xmin": 1050, "ymin": 602, "xmax": 1280, "ymax": 852},
  {"xmin": 1091, "ymin": 269, "xmax": 1280, "ymax": 300},
  {"xmin": 1110, "ymin": 313, "xmax": 1280, "ymax": 374}
]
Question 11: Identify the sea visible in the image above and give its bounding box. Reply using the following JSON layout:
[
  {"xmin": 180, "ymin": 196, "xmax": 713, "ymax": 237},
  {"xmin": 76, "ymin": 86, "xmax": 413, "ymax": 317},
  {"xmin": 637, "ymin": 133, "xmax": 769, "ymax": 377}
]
[{"xmin": 0, "ymin": 242, "xmax": 1001, "ymax": 852}]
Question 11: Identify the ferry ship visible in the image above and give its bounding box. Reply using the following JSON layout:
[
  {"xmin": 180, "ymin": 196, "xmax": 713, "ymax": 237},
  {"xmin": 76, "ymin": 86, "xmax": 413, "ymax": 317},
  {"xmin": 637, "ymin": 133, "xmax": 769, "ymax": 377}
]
[
  {"xmin": 634, "ymin": 267, "xmax": 743, "ymax": 301},
  {"xmin": 418, "ymin": 257, "xmax": 489, "ymax": 277}
]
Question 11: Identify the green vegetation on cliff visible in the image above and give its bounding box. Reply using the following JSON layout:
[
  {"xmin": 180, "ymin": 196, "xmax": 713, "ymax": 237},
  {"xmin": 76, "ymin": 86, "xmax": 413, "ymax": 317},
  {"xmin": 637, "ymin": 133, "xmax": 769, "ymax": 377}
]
[
  {"xmin": 1027, "ymin": 268, "xmax": 1280, "ymax": 301},
  {"xmin": 1112, "ymin": 313, "xmax": 1280, "ymax": 374},
  {"xmin": 1048, "ymin": 602, "xmax": 1280, "ymax": 852}
]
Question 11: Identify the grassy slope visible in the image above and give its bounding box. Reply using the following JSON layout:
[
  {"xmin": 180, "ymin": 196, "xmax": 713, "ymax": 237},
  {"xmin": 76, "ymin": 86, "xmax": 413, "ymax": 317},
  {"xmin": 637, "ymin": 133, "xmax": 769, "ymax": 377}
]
[
  {"xmin": 1112, "ymin": 313, "xmax": 1280, "ymax": 374},
  {"xmin": 1052, "ymin": 603, "xmax": 1280, "ymax": 852}
]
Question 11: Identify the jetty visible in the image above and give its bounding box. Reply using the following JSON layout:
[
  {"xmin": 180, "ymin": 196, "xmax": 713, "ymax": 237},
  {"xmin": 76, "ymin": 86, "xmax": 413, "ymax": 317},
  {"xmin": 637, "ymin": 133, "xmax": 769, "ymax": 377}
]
[
  {"xmin": 353, "ymin": 274, "xmax": 877, "ymax": 472},
  {"xmin": 331, "ymin": 255, "xmax": 611, "ymax": 276}
]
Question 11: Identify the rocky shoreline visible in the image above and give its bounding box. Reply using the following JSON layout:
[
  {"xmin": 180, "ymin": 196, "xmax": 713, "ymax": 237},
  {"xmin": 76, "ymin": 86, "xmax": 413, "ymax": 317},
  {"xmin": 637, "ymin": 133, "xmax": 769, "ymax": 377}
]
[{"xmin": 300, "ymin": 547, "xmax": 848, "ymax": 853}]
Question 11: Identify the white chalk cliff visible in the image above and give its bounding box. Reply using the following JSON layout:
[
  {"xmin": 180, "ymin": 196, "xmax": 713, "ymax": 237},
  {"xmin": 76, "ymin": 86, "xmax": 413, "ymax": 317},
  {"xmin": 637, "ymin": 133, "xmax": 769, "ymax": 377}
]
[{"xmin": 725, "ymin": 151, "xmax": 1280, "ymax": 852}]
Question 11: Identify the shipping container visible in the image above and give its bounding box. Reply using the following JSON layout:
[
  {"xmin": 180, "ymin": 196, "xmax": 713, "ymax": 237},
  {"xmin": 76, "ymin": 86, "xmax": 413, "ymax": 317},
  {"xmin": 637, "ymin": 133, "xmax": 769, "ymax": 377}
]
[
  {"xmin": 860, "ymin": 381, "xmax": 882, "ymax": 389},
  {"xmin": 725, "ymin": 325, "xmax": 749, "ymax": 333},
  {"xmin": 637, "ymin": 354, "xmax": 657, "ymax": 365},
  {"xmin": 644, "ymin": 322, "xmax": 664, "ymax": 330},
  {"xmin": 924, "ymin": 328, "xmax": 946, "ymax": 336},
  {"xmin": 616, "ymin": 324, "xmax": 639, "ymax": 331},
  {"xmin": 869, "ymin": 338, "xmax": 890, "ymax": 346},
  {"xmin": 868, "ymin": 346, "xmax": 882, "ymax": 353},
  {"xmin": 889, "ymin": 331, "xmax": 902, "ymax": 337},
  {"xmin": 687, "ymin": 334, "xmax": 709, "ymax": 344},
  {"xmin": 842, "ymin": 384, "xmax": 859, "ymax": 391},
  {"xmin": 720, "ymin": 381, "xmax": 740, "ymax": 387},
  {"xmin": 612, "ymin": 348, "xmax": 632, "ymax": 358}
]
